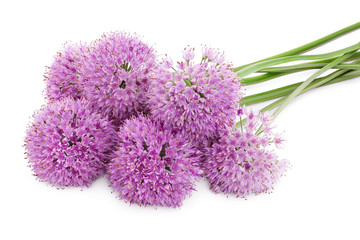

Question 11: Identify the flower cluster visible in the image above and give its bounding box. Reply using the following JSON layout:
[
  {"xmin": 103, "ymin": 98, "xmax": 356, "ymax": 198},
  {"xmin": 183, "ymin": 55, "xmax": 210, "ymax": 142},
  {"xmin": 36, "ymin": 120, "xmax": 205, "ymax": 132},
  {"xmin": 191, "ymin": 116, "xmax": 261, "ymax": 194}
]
[
  {"xmin": 202, "ymin": 108, "xmax": 289, "ymax": 196},
  {"xmin": 108, "ymin": 115, "xmax": 201, "ymax": 207},
  {"xmin": 26, "ymin": 33, "xmax": 289, "ymax": 208},
  {"xmin": 147, "ymin": 47, "xmax": 242, "ymax": 141},
  {"xmin": 79, "ymin": 32, "xmax": 156, "ymax": 123},
  {"xmin": 25, "ymin": 98, "xmax": 117, "ymax": 187}
]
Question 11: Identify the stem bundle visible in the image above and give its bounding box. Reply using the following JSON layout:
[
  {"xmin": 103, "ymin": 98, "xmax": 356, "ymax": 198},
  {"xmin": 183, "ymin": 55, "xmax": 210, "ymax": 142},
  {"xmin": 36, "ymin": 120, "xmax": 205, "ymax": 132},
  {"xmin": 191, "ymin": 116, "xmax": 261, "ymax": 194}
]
[{"xmin": 235, "ymin": 22, "xmax": 360, "ymax": 124}]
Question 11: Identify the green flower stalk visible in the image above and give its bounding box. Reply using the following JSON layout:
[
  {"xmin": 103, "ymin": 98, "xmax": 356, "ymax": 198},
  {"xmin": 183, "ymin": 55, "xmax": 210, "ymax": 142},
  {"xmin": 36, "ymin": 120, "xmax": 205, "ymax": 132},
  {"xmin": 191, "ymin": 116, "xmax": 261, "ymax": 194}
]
[
  {"xmin": 236, "ymin": 42, "xmax": 360, "ymax": 80},
  {"xmin": 235, "ymin": 22, "xmax": 360, "ymax": 72},
  {"xmin": 235, "ymin": 22, "xmax": 360, "ymax": 108},
  {"xmin": 233, "ymin": 22, "xmax": 360, "ymax": 132}
]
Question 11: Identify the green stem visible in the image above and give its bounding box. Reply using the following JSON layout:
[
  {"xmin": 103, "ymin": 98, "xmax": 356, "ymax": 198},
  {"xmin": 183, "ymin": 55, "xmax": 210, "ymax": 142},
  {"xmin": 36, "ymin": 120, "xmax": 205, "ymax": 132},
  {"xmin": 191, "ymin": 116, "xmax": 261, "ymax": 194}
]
[
  {"xmin": 241, "ymin": 72, "xmax": 291, "ymax": 85},
  {"xmin": 234, "ymin": 22, "xmax": 360, "ymax": 71},
  {"xmin": 271, "ymin": 51, "xmax": 357, "ymax": 119},
  {"xmin": 252, "ymin": 53, "xmax": 356, "ymax": 135},
  {"xmin": 241, "ymin": 70, "xmax": 345, "ymax": 105},
  {"xmin": 243, "ymin": 58, "xmax": 360, "ymax": 105},
  {"xmin": 260, "ymin": 63, "xmax": 360, "ymax": 73},
  {"xmin": 241, "ymin": 52, "xmax": 360, "ymax": 85},
  {"xmin": 260, "ymin": 69, "xmax": 360, "ymax": 113},
  {"xmin": 235, "ymin": 69, "xmax": 360, "ymax": 129},
  {"xmin": 237, "ymin": 43, "xmax": 360, "ymax": 79}
]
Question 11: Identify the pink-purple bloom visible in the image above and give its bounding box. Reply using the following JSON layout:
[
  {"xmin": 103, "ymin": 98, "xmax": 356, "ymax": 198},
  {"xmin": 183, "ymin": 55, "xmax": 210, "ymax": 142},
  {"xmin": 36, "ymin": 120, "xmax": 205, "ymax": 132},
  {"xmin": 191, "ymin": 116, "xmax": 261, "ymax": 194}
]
[
  {"xmin": 25, "ymin": 98, "xmax": 117, "ymax": 187},
  {"xmin": 107, "ymin": 115, "xmax": 202, "ymax": 208},
  {"xmin": 147, "ymin": 47, "xmax": 242, "ymax": 141},
  {"xmin": 203, "ymin": 107, "xmax": 289, "ymax": 197},
  {"xmin": 79, "ymin": 32, "xmax": 157, "ymax": 123},
  {"xmin": 45, "ymin": 43, "xmax": 86, "ymax": 101}
]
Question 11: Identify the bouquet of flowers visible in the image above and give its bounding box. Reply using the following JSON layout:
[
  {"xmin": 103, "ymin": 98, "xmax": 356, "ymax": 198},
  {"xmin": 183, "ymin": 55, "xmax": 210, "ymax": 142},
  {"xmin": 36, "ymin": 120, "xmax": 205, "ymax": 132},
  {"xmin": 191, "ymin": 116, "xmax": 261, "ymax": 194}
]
[{"xmin": 24, "ymin": 22, "xmax": 360, "ymax": 208}]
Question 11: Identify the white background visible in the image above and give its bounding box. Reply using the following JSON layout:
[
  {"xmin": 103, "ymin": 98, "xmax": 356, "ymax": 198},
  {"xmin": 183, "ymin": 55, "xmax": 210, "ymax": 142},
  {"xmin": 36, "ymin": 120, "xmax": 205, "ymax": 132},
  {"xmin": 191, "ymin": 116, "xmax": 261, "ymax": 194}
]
[{"xmin": 1, "ymin": 1, "xmax": 360, "ymax": 239}]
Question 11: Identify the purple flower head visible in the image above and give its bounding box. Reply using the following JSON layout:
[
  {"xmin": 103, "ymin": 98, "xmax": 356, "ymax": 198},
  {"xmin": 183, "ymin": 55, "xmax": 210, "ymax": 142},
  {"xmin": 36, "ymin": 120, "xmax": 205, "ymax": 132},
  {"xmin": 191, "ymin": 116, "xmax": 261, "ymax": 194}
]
[
  {"xmin": 25, "ymin": 98, "xmax": 117, "ymax": 188},
  {"xmin": 147, "ymin": 47, "xmax": 242, "ymax": 141},
  {"xmin": 45, "ymin": 43, "xmax": 86, "ymax": 101},
  {"xmin": 107, "ymin": 115, "xmax": 202, "ymax": 208},
  {"xmin": 79, "ymin": 32, "xmax": 157, "ymax": 123},
  {"xmin": 203, "ymin": 107, "xmax": 288, "ymax": 197}
]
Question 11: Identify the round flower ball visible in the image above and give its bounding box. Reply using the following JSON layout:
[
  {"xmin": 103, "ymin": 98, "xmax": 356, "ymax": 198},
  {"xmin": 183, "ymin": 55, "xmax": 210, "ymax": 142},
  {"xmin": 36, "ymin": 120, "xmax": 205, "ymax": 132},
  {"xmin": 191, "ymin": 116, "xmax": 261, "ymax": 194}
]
[
  {"xmin": 147, "ymin": 47, "xmax": 242, "ymax": 141},
  {"xmin": 45, "ymin": 43, "xmax": 86, "ymax": 101},
  {"xmin": 25, "ymin": 98, "xmax": 117, "ymax": 187},
  {"xmin": 79, "ymin": 32, "xmax": 157, "ymax": 123},
  {"xmin": 107, "ymin": 115, "xmax": 201, "ymax": 208},
  {"xmin": 203, "ymin": 108, "xmax": 288, "ymax": 197}
]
